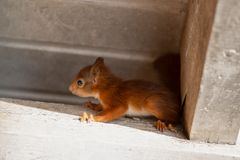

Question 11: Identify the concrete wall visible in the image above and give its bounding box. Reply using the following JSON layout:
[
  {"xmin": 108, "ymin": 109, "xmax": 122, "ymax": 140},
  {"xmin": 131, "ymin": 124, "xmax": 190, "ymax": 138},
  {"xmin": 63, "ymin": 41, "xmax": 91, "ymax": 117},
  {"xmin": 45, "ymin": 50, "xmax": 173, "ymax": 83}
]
[
  {"xmin": 0, "ymin": 0, "xmax": 187, "ymax": 104},
  {"xmin": 180, "ymin": 0, "xmax": 217, "ymax": 141},
  {"xmin": 181, "ymin": 0, "xmax": 240, "ymax": 144},
  {"xmin": 0, "ymin": 0, "xmax": 187, "ymax": 54}
]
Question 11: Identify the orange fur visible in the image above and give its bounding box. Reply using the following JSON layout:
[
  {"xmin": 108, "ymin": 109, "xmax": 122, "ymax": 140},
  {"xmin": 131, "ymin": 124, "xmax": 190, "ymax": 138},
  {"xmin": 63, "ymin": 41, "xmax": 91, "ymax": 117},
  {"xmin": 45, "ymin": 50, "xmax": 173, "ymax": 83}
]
[{"xmin": 69, "ymin": 57, "xmax": 180, "ymax": 131}]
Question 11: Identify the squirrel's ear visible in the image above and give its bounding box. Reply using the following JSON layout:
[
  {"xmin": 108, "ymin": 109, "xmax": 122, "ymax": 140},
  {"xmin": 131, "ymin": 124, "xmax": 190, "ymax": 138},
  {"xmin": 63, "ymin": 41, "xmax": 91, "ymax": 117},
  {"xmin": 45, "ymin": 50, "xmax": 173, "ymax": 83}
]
[
  {"xmin": 94, "ymin": 57, "xmax": 104, "ymax": 65},
  {"xmin": 91, "ymin": 57, "xmax": 104, "ymax": 72},
  {"xmin": 90, "ymin": 57, "xmax": 104, "ymax": 84}
]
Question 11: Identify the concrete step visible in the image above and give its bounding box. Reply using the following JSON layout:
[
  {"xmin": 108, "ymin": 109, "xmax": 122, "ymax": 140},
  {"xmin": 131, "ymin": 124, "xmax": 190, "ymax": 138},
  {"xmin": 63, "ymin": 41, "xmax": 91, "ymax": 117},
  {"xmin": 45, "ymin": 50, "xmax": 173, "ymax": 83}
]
[
  {"xmin": 0, "ymin": 98, "xmax": 239, "ymax": 160},
  {"xmin": 0, "ymin": 0, "xmax": 187, "ymax": 103}
]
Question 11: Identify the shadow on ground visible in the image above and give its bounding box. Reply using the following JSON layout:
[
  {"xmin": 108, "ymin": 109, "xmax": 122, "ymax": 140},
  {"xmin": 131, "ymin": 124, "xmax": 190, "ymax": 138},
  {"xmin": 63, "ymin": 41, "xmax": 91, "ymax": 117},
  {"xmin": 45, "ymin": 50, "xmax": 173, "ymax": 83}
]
[{"xmin": 0, "ymin": 98, "xmax": 185, "ymax": 139}]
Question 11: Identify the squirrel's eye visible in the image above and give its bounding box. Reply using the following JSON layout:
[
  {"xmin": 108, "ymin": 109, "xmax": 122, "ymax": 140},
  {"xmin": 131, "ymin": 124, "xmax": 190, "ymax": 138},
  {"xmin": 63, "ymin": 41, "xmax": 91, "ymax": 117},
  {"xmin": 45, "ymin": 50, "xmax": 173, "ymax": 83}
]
[{"xmin": 77, "ymin": 79, "xmax": 84, "ymax": 86}]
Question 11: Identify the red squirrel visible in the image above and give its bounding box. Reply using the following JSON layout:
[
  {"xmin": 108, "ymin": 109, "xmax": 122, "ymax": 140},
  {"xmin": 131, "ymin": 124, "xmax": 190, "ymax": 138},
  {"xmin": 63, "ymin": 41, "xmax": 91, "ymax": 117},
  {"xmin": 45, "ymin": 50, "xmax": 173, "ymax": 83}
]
[{"xmin": 69, "ymin": 57, "xmax": 180, "ymax": 131}]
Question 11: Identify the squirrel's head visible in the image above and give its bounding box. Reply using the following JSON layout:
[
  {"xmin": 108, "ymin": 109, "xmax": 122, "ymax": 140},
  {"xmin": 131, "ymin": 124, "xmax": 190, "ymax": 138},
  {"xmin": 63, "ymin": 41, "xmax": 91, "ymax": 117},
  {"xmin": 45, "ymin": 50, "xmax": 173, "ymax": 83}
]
[{"xmin": 69, "ymin": 57, "xmax": 107, "ymax": 98}]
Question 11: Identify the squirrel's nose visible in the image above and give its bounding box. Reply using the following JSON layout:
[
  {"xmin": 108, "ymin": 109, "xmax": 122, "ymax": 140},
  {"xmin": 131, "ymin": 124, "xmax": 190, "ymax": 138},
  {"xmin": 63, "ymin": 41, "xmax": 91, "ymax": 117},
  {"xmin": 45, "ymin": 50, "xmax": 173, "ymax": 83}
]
[{"xmin": 69, "ymin": 85, "xmax": 73, "ymax": 92}]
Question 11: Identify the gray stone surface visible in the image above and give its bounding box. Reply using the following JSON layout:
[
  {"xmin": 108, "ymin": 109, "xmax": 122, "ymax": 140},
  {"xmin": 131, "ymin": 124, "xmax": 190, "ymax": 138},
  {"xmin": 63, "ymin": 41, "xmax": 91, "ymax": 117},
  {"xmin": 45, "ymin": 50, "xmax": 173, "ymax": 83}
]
[
  {"xmin": 180, "ymin": 0, "xmax": 217, "ymax": 142},
  {"xmin": 181, "ymin": 0, "xmax": 240, "ymax": 144},
  {"xmin": 190, "ymin": 0, "xmax": 240, "ymax": 144},
  {"xmin": 0, "ymin": 0, "xmax": 187, "ymax": 103},
  {"xmin": 0, "ymin": 43, "xmax": 159, "ymax": 104},
  {"xmin": 0, "ymin": 98, "xmax": 239, "ymax": 160},
  {"xmin": 0, "ymin": 0, "xmax": 187, "ymax": 55},
  {"xmin": 0, "ymin": 98, "xmax": 185, "ymax": 138}
]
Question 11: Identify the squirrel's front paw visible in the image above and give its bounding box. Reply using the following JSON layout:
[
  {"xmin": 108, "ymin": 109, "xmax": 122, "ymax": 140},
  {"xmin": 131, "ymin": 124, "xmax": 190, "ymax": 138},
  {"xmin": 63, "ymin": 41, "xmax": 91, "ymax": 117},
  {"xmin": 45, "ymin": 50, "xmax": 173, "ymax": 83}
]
[{"xmin": 79, "ymin": 112, "xmax": 95, "ymax": 122}]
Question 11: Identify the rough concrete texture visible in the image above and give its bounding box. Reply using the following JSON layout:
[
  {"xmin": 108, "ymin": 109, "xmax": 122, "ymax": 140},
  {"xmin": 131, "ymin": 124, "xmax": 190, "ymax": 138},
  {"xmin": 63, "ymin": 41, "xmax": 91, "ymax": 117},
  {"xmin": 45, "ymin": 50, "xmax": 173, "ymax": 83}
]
[
  {"xmin": 181, "ymin": 0, "xmax": 240, "ymax": 144},
  {"xmin": 0, "ymin": 99, "xmax": 239, "ymax": 160},
  {"xmin": 0, "ymin": 98, "xmax": 185, "ymax": 138},
  {"xmin": 180, "ymin": 0, "xmax": 217, "ymax": 141},
  {"xmin": 0, "ymin": 45, "xmax": 159, "ymax": 104},
  {"xmin": 0, "ymin": 0, "xmax": 187, "ymax": 54},
  {"xmin": 0, "ymin": 0, "xmax": 187, "ymax": 103}
]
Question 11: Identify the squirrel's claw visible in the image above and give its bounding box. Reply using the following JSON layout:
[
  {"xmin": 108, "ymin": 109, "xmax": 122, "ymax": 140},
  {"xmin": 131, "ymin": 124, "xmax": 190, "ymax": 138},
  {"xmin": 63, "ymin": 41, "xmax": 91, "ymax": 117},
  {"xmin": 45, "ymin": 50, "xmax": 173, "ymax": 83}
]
[
  {"xmin": 155, "ymin": 120, "xmax": 167, "ymax": 132},
  {"xmin": 167, "ymin": 124, "xmax": 177, "ymax": 133},
  {"xmin": 79, "ymin": 112, "xmax": 95, "ymax": 122},
  {"xmin": 154, "ymin": 120, "xmax": 177, "ymax": 133}
]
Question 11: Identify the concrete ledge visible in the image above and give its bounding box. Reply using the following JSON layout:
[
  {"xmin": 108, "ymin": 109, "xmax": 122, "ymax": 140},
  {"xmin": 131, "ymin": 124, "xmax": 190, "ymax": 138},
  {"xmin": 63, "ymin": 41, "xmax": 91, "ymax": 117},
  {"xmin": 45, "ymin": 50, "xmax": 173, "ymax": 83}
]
[{"xmin": 0, "ymin": 99, "xmax": 239, "ymax": 160}]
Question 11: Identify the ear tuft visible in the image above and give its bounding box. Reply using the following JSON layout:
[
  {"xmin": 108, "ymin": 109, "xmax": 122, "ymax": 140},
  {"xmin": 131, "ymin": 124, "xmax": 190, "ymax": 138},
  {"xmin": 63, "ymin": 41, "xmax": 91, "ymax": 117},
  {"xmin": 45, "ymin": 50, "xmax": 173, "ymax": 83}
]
[
  {"xmin": 94, "ymin": 57, "xmax": 104, "ymax": 65},
  {"xmin": 90, "ymin": 57, "xmax": 104, "ymax": 80}
]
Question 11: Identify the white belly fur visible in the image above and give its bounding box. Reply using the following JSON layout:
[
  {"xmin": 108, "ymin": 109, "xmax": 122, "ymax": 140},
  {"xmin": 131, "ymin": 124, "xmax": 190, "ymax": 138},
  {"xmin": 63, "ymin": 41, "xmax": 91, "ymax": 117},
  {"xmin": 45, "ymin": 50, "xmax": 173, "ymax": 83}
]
[{"xmin": 125, "ymin": 105, "xmax": 151, "ymax": 117}]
